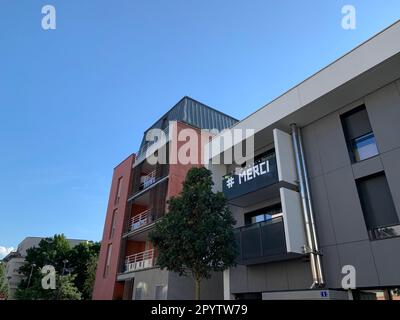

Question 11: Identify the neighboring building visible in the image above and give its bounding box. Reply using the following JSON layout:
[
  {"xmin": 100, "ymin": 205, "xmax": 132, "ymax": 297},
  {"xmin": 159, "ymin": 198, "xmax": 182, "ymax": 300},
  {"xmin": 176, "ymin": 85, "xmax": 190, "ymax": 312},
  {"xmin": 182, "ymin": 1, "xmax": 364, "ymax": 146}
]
[
  {"xmin": 207, "ymin": 21, "xmax": 400, "ymax": 300},
  {"xmin": 2, "ymin": 237, "xmax": 87, "ymax": 299},
  {"xmin": 93, "ymin": 96, "xmax": 238, "ymax": 300}
]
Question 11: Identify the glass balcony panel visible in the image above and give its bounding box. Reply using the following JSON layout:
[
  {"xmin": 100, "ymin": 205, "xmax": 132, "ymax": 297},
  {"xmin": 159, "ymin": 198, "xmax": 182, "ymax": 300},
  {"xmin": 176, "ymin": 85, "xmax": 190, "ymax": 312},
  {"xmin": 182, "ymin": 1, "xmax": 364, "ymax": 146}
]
[{"xmin": 235, "ymin": 216, "xmax": 286, "ymax": 265}]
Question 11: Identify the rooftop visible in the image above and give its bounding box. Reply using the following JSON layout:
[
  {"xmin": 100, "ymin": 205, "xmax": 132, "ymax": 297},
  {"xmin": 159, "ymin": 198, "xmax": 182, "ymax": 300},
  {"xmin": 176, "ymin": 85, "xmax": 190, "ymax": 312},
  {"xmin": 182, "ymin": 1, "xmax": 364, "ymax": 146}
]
[{"xmin": 139, "ymin": 96, "xmax": 238, "ymax": 149}]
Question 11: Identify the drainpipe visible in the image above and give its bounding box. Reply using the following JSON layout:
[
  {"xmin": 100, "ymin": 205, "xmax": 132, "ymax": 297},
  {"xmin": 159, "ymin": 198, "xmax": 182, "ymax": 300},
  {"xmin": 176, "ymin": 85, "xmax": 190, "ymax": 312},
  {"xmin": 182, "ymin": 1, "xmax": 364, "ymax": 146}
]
[
  {"xmin": 290, "ymin": 124, "xmax": 324, "ymax": 288},
  {"xmin": 298, "ymin": 128, "xmax": 325, "ymax": 287}
]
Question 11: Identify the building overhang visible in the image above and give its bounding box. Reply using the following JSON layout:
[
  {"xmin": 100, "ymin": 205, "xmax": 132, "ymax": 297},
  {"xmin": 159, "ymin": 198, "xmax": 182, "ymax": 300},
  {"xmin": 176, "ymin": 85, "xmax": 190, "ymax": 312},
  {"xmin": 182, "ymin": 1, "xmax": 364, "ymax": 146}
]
[
  {"xmin": 226, "ymin": 181, "xmax": 296, "ymax": 207},
  {"xmin": 116, "ymin": 271, "xmax": 135, "ymax": 282}
]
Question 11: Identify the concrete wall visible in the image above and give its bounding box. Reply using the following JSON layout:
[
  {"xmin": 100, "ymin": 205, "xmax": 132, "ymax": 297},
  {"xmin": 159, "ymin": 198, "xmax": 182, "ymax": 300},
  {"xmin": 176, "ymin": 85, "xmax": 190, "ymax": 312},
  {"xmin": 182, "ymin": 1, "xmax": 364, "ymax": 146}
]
[
  {"xmin": 167, "ymin": 271, "xmax": 223, "ymax": 300},
  {"xmin": 130, "ymin": 268, "xmax": 223, "ymax": 300},
  {"xmin": 230, "ymin": 259, "xmax": 312, "ymax": 294},
  {"xmin": 131, "ymin": 268, "xmax": 169, "ymax": 300},
  {"xmin": 5, "ymin": 257, "xmax": 25, "ymax": 299},
  {"xmin": 302, "ymin": 80, "xmax": 400, "ymax": 289}
]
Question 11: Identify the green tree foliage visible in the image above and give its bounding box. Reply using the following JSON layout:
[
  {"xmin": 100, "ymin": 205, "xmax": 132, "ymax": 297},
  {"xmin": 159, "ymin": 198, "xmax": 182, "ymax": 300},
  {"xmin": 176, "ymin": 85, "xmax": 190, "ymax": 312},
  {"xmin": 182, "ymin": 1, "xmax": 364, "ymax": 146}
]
[
  {"xmin": 149, "ymin": 167, "xmax": 237, "ymax": 300},
  {"xmin": 68, "ymin": 241, "xmax": 100, "ymax": 299},
  {"xmin": 15, "ymin": 234, "xmax": 99, "ymax": 300},
  {"xmin": 82, "ymin": 254, "xmax": 98, "ymax": 299},
  {"xmin": 54, "ymin": 274, "xmax": 82, "ymax": 300},
  {"xmin": 16, "ymin": 274, "xmax": 82, "ymax": 300},
  {"xmin": 0, "ymin": 262, "xmax": 9, "ymax": 299}
]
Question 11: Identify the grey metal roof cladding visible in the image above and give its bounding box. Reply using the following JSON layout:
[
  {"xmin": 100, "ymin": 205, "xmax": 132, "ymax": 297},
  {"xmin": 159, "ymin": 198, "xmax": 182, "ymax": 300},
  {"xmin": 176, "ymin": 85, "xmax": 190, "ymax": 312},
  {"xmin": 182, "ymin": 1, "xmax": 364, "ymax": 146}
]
[{"xmin": 139, "ymin": 96, "xmax": 238, "ymax": 148}]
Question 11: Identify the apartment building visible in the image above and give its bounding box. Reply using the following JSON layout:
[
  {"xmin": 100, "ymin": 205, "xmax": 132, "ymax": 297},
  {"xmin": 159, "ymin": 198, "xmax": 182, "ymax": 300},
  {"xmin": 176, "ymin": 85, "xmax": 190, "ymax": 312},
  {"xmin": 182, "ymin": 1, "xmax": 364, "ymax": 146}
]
[
  {"xmin": 207, "ymin": 21, "xmax": 400, "ymax": 300},
  {"xmin": 93, "ymin": 97, "xmax": 237, "ymax": 300}
]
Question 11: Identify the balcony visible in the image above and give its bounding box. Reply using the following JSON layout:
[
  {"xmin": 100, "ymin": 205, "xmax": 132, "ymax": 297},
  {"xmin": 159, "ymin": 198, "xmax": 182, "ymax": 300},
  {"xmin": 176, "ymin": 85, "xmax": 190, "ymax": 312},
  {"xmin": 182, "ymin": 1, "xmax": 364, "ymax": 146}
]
[
  {"xmin": 140, "ymin": 170, "xmax": 158, "ymax": 190},
  {"xmin": 124, "ymin": 249, "xmax": 155, "ymax": 273},
  {"xmin": 235, "ymin": 217, "xmax": 288, "ymax": 265},
  {"xmin": 128, "ymin": 209, "xmax": 154, "ymax": 233},
  {"xmin": 234, "ymin": 188, "xmax": 307, "ymax": 264}
]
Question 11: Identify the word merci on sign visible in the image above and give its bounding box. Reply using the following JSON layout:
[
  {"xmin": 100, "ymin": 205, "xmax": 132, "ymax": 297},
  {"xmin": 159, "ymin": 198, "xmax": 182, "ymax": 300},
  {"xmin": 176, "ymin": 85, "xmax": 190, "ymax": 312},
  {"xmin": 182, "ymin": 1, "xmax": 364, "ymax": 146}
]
[{"xmin": 237, "ymin": 159, "xmax": 271, "ymax": 184}]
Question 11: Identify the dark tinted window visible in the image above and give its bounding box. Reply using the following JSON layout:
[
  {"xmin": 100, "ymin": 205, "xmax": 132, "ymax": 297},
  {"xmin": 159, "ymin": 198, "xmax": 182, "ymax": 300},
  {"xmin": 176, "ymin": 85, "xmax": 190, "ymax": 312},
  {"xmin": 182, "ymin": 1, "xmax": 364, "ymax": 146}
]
[
  {"xmin": 245, "ymin": 203, "xmax": 282, "ymax": 225},
  {"xmin": 341, "ymin": 106, "xmax": 378, "ymax": 162},
  {"xmin": 254, "ymin": 149, "xmax": 275, "ymax": 165},
  {"xmin": 356, "ymin": 172, "xmax": 400, "ymax": 240}
]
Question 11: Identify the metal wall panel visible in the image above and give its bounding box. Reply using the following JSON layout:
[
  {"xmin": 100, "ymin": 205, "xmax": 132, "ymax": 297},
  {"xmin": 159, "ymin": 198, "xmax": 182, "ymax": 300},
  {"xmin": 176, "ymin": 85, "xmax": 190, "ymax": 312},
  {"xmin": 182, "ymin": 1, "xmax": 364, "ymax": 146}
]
[{"xmin": 139, "ymin": 97, "xmax": 237, "ymax": 149}]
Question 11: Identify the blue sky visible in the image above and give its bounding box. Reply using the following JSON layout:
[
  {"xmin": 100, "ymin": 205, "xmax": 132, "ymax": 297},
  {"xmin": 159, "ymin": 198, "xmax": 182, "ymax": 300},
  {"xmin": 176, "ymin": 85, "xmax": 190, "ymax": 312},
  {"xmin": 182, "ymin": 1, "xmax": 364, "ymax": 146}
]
[{"xmin": 0, "ymin": 0, "xmax": 399, "ymax": 255}]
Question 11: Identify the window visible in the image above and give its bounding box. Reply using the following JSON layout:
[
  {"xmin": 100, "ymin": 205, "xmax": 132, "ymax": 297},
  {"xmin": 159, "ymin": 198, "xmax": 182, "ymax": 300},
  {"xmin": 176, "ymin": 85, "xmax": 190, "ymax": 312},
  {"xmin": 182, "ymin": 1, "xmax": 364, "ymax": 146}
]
[
  {"xmin": 109, "ymin": 209, "xmax": 117, "ymax": 239},
  {"xmin": 341, "ymin": 105, "xmax": 379, "ymax": 162},
  {"xmin": 356, "ymin": 172, "xmax": 400, "ymax": 240},
  {"xmin": 135, "ymin": 287, "xmax": 143, "ymax": 300},
  {"xmin": 253, "ymin": 149, "xmax": 275, "ymax": 166},
  {"xmin": 115, "ymin": 177, "xmax": 123, "ymax": 205},
  {"xmin": 245, "ymin": 203, "xmax": 282, "ymax": 225},
  {"xmin": 354, "ymin": 288, "xmax": 400, "ymax": 300},
  {"xmin": 155, "ymin": 285, "xmax": 167, "ymax": 300},
  {"xmin": 104, "ymin": 244, "xmax": 112, "ymax": 277}
]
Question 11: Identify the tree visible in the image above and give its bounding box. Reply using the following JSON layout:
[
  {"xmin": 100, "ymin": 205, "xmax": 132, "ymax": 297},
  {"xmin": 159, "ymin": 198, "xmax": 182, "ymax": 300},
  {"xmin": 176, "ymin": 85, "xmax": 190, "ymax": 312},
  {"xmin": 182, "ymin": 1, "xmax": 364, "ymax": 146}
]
[
  {"xmin": 16, "ymin": 274, "xmax": 82, "ymax": 300},
  {"xmin": 149, "ymin": 167, "xmax": 237, "ymax": 300},
  {"xmin": 16, "ymin": 235, "xmax": 69, "ymax": 299},
  {"xmin": 15, "ymin": 234, "xmax": 99, "ymax": 300},
  {"xmin": 82, "ymin": 254, "xmax": 98, "ymax": 299},
  {"xmin": 68, "ymin": 241, "xmax": 100, "ymax": 299},
  {"xmin": 0, "ymin": 262, "xmax": 9, "ymax": 299},
  {"xmin": 54, "ymin": 274, "xmax": 82, "ymax": 300}
]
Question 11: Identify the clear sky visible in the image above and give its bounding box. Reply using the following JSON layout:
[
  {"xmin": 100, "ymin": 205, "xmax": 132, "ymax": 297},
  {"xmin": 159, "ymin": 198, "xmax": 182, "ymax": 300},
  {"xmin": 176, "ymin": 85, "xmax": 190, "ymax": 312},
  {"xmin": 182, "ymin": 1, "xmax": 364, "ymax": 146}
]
[{"xmin": 0, "ymin": 0, "xmax": 399, "ymax": 256}]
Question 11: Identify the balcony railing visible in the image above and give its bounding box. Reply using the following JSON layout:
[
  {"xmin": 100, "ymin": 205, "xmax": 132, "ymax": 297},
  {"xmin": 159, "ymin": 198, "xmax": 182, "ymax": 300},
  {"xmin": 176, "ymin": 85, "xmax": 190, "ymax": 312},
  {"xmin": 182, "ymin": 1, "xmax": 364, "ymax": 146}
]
[
  {"xmin": 140, "ymin": 170, "xmax": 157, "ymax": 190},
  {"xmin": 129, "ymin": 168, "xmax": 169, "ymax": 200},
  {"xmin": 235, "ymin": 216, "xmax": 286, "ymax": 265},
  {"xmin": 129, "ymin": 209, "xmax": 154, "ymax": 232},
  {"xmin": 124, "ymin": 249, "xmax": 155, "ymax": 273},
  {"xmin": 135, "ymin": 126, "xmax": 170, "ymax": 165}
]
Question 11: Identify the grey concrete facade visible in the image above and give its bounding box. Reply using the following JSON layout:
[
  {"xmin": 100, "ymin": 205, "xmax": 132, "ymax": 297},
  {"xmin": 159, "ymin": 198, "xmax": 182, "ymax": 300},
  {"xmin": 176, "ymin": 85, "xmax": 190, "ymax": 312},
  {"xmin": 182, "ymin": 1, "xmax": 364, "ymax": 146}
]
[
  {"xmin": 303, "ymin": 80, "xmax": 400, "ymax": 290},
  {"xmin": 224, "ymin": 77, "xmax": 400, "ymax": 297},
  {"xmin": 207, "ymin": 21, "xmax": 400, "ymax": 299}
]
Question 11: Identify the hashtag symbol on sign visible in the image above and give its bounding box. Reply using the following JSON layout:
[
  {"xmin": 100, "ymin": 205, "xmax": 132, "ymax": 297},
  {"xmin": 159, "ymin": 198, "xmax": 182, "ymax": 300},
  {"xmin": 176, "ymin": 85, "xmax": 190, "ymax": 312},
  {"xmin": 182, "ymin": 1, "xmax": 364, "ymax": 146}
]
[{"xmin": 226, "ymin": 176, "xmax": 235, "ymax": 189}]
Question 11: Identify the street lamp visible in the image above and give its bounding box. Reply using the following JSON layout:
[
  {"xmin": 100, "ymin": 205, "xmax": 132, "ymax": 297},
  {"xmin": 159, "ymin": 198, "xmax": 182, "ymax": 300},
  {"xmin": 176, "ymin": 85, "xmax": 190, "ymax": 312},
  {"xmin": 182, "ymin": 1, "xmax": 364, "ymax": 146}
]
[
  {"xmin": 62, "ymin": 259, "xmax": 68, "ymax": 275},
  {"xmin": 26, "ymin": 263, "xmax": 36, "ymax": 288}
]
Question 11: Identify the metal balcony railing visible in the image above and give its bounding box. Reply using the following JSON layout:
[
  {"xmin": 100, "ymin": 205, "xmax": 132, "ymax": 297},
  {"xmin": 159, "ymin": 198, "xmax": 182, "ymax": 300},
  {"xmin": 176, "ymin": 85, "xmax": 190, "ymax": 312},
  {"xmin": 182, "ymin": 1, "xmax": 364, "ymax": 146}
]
[
  {"xmin": 129, "ymin": 209, "xmax": 153, "ymax": 232},
  {"xmin": 139, "ymin": 170, "xmax": 158, "ymax": 190},
  {"xmin": 129, "ymin": 167, "xmax": 169, "ymax": 200},
  {"xmin": 124, "ymin": 249, "xmax": 155, "ymax": 272},
  {"xmin": 235, "ymin": 216, "xmax": 286, "ymax": 265}
]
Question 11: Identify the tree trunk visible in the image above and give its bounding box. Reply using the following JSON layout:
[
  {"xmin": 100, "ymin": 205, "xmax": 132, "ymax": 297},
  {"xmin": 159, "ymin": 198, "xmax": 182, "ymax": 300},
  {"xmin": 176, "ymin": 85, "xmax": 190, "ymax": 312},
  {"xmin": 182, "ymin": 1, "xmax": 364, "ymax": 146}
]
[{"xmin": 194, "ymin": 276, "xmax": 201, "ymax": 300}]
